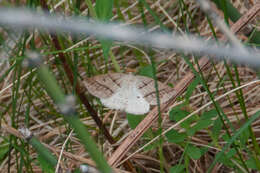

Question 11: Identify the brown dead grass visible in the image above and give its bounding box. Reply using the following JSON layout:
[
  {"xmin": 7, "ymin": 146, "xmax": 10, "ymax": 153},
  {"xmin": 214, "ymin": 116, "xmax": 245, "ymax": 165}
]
[{"xmin": 0, "ymin": 0, "xmax": 260, "ymax": 172}]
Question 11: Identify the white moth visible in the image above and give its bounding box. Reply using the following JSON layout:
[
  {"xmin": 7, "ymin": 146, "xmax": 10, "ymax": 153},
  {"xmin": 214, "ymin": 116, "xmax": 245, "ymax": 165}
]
[{"xmin": 84, "ymin": 73, "xmax": 175, "ymax": 115}]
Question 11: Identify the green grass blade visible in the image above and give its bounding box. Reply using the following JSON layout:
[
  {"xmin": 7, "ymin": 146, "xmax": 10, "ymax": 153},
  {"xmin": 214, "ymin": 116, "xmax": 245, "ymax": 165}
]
[
  {"xmin": 207, "ymin": 109, "xmax": 260, "ymax": 172},
  {"xmin": 95, "ymin": 0, "xmax": 114, "ymax": 63},
  {"xmin": 32, "ymin": 57, "xmax": 113, "ymax": 173}
]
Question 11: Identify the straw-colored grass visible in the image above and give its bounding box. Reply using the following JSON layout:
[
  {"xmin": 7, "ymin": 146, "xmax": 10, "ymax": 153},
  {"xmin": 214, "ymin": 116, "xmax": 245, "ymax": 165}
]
[{"xmin": 0, "ymin": 0, "xmax": 260, "ymax": 172}]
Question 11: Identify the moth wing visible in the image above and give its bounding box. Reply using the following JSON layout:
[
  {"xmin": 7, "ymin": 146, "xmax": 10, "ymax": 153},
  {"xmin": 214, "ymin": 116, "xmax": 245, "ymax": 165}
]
[
  {"xmin": 84, "ymin": 73, "xmax": 124, "ymax": 99},
  {"xmin": 100, "ymin": 87, "xmax": 150, "ymax": 115},
  {"xmin": 136, "ymin": 75, "xmax": 175, "ymax": 105}
]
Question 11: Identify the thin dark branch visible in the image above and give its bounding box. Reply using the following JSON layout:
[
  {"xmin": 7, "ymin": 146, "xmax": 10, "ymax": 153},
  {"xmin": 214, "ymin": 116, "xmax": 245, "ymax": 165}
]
[{"xmin": 39, "ymin": 0, "xmax": 115, "ymax": 144}]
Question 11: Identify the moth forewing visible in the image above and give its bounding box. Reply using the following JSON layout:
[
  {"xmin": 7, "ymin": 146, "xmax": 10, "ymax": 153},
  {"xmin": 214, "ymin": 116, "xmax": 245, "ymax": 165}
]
[
  {"xmin": 84, "ymin": 74, "xmax": 121, "ymax": 99},
  {"xmin": 136, "ymin": 75, "xmax": 176, "ymax": 105},
  {"xmin": 84, "ymin": 73, "xmax": 175, "ymax": 114},
  {"xmin": 100, "ymin": 84, "xmax": 150, "ymax": 115}
]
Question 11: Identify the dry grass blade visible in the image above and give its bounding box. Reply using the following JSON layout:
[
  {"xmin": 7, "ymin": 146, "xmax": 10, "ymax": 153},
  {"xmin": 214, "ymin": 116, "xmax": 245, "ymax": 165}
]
[
  {"xmin": 1, "ymin": 1, "xmax": 260, "ymax": 172},
  {"xmin": 108, "ymin": 3, "xmax": 260, "ymax": 167},
  {"xmin": 1, "ymin": 122, "xmax": 130, "ymax": 173}
]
